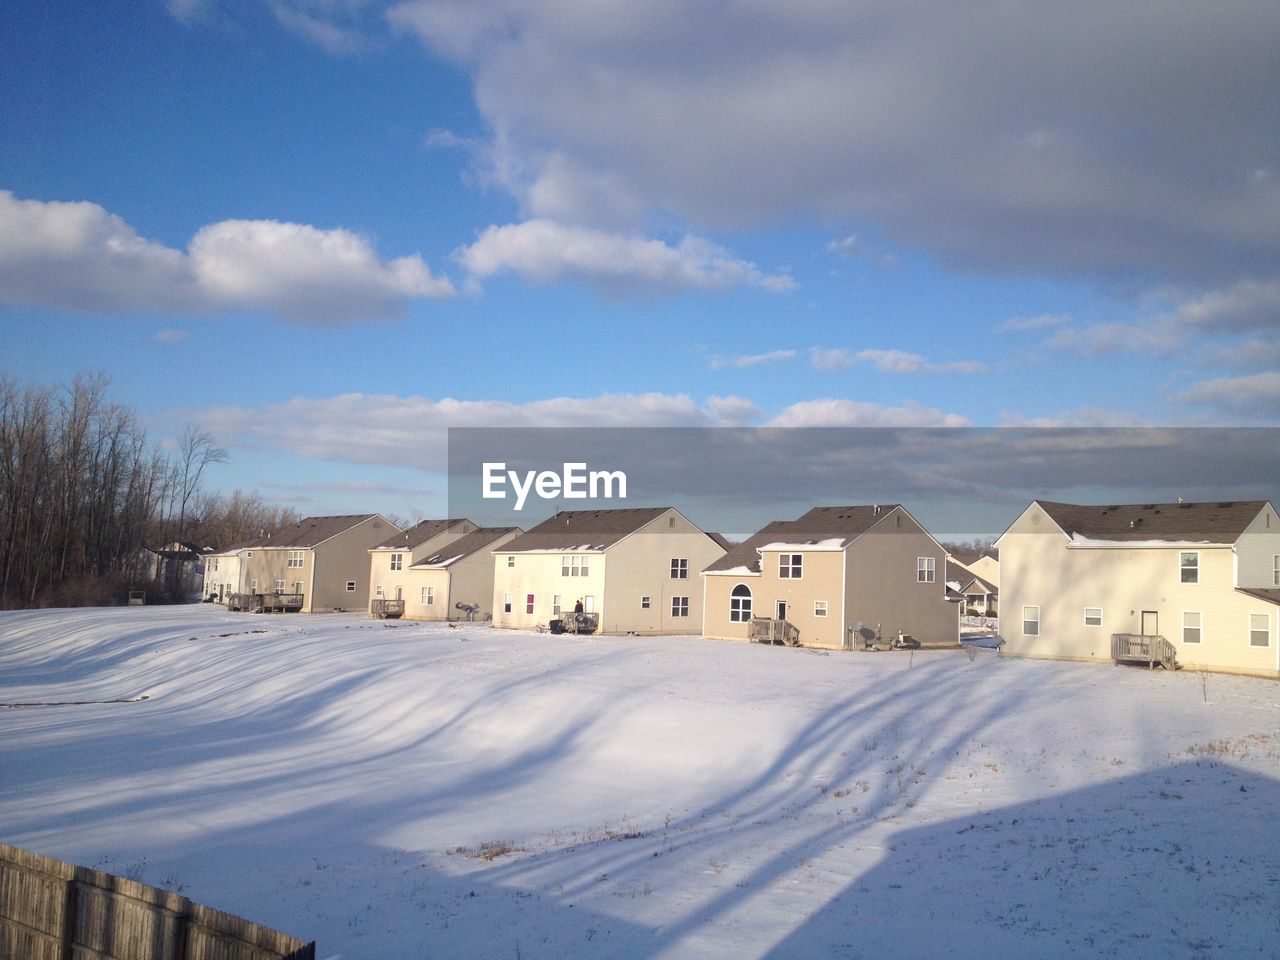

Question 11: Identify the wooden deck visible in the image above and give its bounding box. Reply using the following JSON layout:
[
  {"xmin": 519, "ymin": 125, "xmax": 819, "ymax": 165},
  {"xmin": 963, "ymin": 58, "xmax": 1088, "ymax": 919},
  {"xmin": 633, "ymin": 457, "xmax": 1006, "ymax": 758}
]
[
  {"xmin": 371, "ymin": 598, "xmax": 405, "ymax": 619},
  {"xmin": 749, "ymin": 617, "xmax": 801, "ymax": 646},
  {"xmin": 227, "ymin": 592, "xmax": 304, "ymax": 613},
  {"xmin": 1111, "ymin": 633, "xmax": 1178, "ymax": 670}
]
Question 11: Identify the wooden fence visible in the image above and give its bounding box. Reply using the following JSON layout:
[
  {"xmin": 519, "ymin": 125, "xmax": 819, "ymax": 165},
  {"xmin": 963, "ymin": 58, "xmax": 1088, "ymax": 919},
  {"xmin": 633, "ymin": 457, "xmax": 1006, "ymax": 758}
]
[{"xmin": 0, "ymin": 842, "xmax": 314, "ymax": 960}]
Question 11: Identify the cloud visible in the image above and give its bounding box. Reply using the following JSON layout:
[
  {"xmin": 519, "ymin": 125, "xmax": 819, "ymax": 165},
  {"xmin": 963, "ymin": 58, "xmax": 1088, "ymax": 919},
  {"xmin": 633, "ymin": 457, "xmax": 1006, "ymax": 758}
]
[
  {"xmin": 455, "ymin": 219, "xmax": 794, "ymax": 293},
  {"xmin": 808, "ymin": 347, "xmax": 985, "ymax": 374},
  {"xmin": 709, "ymin": 349, "xmax": 797, "ymax": 370},
  {"xmin": 153, "ymin": 329, "xmax": 189, "ymax": 343},
  {"xmin": 1171, "ymin": 279, "xmax": 1280, "ymax": 334},
  {"xmin": 767, "ymin": 399, "xmax": 970, "ymax": 428},
  {"xmin": 998, "ymin": 407, "xmax": 1151, "ymax": 428},
  {"xmin": 387, "ymin": 1, "xmax": 1280, "ymax": 286},
  {"xmin": 706, "ymin": 395, "xmax": 763, "ymax": 426},
  {"xmin": 996, "ymin": 313, "xmax": 1073, "ymax": 333},
  {"xmin": 827, "ymin": 234, "xmax": 898, "ymax": 269},
  {"xmin": 1045, "ymin": 317, "xmax": 1190, "ymax": 356},
  {"xmin": 0, "ymin": 191, "xmax": 454, "ymax": 323},
  {"xmin": 1176, "ymin": 371, "xmax": 1280, "ymax": 418}
]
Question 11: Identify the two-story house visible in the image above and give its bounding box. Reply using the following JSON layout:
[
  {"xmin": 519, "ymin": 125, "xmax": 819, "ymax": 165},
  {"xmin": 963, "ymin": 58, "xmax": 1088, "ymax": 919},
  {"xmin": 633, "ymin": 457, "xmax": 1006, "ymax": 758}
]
[
  {"xmin": 367, "ymin": 518, "xmax": 477, "ymax": 611},
  {"xmin": 490, "ymin": 507, "xmax": 727, "ymax": 635},
  {"xmin": 995, "ymin": 499, "xmax": 1280, "ymax": 676},
  {"xmin": 702, "ymin": 504, "xmax": 957, "ymax": 649}
]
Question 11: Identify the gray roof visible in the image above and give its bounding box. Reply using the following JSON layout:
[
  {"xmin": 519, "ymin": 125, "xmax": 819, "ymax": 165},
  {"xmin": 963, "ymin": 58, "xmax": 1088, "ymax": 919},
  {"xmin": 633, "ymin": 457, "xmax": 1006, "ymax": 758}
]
[
  {"xmin": 705, "ymin": 505, "xmax": 902, "ymax": 574},
  {"xmin": 374, "ymin": 518, "xmax": 472, "ymax": 550},
  {"xmin": 499, "ymin": 507, "xmax": 673, "ymax": 553},
  {"xmin": 413, "ymin": 527, "xmax": 522, "ymax": 567},
  {"xmin": 946, "ymin": 559, "xmax": 996, "ymax": 595},
  {"xmin": 249, "ymin": 514, "xmax": 388, "ymax": 549},
  {"xmin": 1036, "ymin": 500, "xmax": 1268, "ymax": 543},
  {"xmin": 1236, "ymin": 587, "xmax": 1280, "ymax": 606}
]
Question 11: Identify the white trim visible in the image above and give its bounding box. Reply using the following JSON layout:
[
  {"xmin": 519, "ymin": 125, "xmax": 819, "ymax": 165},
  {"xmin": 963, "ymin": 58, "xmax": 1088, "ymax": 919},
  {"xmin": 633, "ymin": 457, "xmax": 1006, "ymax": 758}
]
[
  {"xmin": 1249, "ymin": 611, "xmax": 1270, "ymax": 648},
  {"xmin": 1022, "ymin": 604, "xmax": 1040, "ymax": 637},
  {"xmin": 1084, "ymin": 606, "xmax": 1103, "ymax": 627},
  {"xmin": 1181, "ymin": 610, "xmax": 1202, "ymax": 645}
]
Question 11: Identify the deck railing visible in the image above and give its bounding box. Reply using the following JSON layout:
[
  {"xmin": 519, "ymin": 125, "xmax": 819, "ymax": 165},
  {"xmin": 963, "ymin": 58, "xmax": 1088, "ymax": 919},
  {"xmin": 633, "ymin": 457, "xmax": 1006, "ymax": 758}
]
[
  {"xmin": 1111, "ymin": 633, "xmax": 1178, "ymax": 670},
  {"xmin": 749, "ymin": 618, "xmax": 801, "ymax": 646},
  {"xmin": 371, "ymin": 598, "xmax": 405, "ymax": 619}
]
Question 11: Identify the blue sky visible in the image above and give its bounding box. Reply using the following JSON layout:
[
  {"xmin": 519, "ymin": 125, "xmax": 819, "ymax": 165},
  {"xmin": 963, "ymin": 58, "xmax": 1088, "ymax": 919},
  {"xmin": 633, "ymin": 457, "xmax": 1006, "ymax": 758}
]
[{"xmin": 2, "ymin": 1, "xmax": 1277, "ymax": 524}]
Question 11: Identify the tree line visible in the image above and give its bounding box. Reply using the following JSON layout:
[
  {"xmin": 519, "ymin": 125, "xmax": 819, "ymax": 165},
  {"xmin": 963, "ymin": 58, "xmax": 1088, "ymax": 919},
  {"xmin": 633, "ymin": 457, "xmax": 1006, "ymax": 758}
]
[{"xmin": 0, "ymin": 372, "xmax": 299, "ymax": 609}]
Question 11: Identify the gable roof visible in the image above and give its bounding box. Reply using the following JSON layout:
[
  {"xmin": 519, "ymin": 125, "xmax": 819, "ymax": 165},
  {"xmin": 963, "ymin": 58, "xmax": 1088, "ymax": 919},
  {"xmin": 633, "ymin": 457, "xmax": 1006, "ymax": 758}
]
[
  {"xmin": 498, "ymin": 507, "xmax": 673, "ymax": 553},
  {"xmin": 374, "ymin": 518, "xmax": 471, "ymax": 550},
  {"xmin": 250, "ymin": 514, "xmax": 391, "ymax": 549},
  {"xmin": 705, "ymin": 505, "xmax": 903, "ymax": 574},
  {"xmin": 413, "ymin": 527, "xmax": 521, "ymax": 568},
  {"xmin": 946, "ymin": 559, "xmax": 997, "ymax": 595},
  {"xmin": 1035, "ymin": 500, "xmax": 1268, "ymax": 545}
]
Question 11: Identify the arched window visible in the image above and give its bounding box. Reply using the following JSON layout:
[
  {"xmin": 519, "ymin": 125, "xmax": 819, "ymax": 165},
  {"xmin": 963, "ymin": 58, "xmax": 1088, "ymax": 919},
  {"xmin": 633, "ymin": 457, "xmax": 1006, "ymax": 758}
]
[{"xmin": 730, "ymin": 583, "xmax": 753, "ymax": 622}]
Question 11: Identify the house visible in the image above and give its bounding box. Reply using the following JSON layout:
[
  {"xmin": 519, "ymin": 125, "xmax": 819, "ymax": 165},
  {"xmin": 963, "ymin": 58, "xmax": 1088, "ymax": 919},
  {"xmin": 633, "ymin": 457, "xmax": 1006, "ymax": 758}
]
[
  {"xmin": 142, "ymin": 541, "xmax": 210, "ymax": 599},
  {"xmin": 202, "ymin": 541, "xmax": 252, "ymax": 603},
  {"xmin": 398, "ymin": 527, "xmax": 522, "ymax": 621},
  {"xmin": 968, "ymin": 555, "xmax": 999, "ymax": 589},
  {"xmin": 367, "ymin": 518, "xmax": 477, "ymax": 611},
  {"xmin": 995, "ymin": 500, "xmax": 1280, "ymax": 677},
  {"xmin": 946, "ymin": 559, "xmax": 998, "ymax": 617},
  {"xmin": 238, "ymin": 514, "xmax": 402, "ymax": 613},
  {"xmin": 490, "ymin": 507, "xmax": 727, "ymax": 634},
  {"xmin": 702, "ymin": 505, "xmax": 958, "ymax": 649}
]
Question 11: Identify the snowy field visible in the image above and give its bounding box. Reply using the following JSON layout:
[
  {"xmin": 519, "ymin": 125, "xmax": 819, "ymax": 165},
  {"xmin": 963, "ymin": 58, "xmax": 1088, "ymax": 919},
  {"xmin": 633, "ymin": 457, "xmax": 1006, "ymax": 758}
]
[{"xmin": 2, "ymin": 606, "xmax": 1278, "ymax": 959}]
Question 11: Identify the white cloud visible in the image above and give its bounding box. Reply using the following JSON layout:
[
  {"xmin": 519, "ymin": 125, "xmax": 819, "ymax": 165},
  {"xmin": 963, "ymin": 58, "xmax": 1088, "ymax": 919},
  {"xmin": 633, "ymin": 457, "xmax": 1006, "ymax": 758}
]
[
  {"xmin": 855, "ymin": 349, "xmax": 986, "ymax": 375},
  {"xmin": 706, "ymin": 395, "xmax": 763, "ymax": 425},
  {"xmin": 456, "ymin": 219, "xmax": 794, "ymax": 293},
  {"xmin": 386, "ymin": 1, "xmax": 1280, "ymax": 285},
  {"xmin": 709, "ymin": 349, "xmax": 797, "ymax": 370},
  {"xmin": 0, "ymin": 191, "xmax": 454, "ymax": 323},
  {"xmin": 996, "ymin": 313, "xmax": 1073, "ymax": 333},
  {"xmin": 827, "ymin": 234, "xmax": 898, "ymax": 269},
  {"xmin": 1176, "ymin": 371, "xmax": 1280, "ymax": 418},
  {"xmin": 998, "ymin": 406, "xmax": 1151, "ymax": 427},
  {"xmin": 1045, "ymin": 317, "xmax": 1189, "ymax": 356},
  {"xmin": 808, "ymin": 347, "xmax": 856, "ymax": 371},
  {"xmin": 767, "ymin": 399, "xmax": 970, "ymax": 428},
  {"xmin": 1172, "ymin": 279, "xmax": 1280, "ymax": 334}
]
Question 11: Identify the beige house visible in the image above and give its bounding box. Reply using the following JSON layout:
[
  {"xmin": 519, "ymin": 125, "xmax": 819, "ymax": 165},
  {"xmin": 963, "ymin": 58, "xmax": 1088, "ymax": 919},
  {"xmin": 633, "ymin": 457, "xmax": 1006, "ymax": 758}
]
[
  {"xmin": 968, "ymin": 555, "xmax": 999, "ymax": 589},
  {"xmin": 996, "ymin": 500, "xmax": 1280, "ymax": 677},
  {"xmin": 398, "ymin": 527, "xmax": 521, "ymax": 621},
  {"xmin": 367, "ymin": 518, "xmax": 477, "ymax": 611},
  {"xmin": 703, "ymin": 505, "xmax": 958, "ymax": 649},
  {"xmin": 946, "ymin": 559, "xmax": 998, "ymax": 616},
  {"xmin": 239, "ymin": 514, "xmax": 401, "ymax": 613},
  {"xmin": 490, "ymin": 507, "xmax": 727, "ymax": 634}
]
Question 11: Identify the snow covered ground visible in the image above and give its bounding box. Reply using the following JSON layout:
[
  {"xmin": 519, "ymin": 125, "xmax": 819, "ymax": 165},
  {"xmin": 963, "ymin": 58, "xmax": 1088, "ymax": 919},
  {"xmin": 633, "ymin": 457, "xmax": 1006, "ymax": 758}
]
[{"xmin": 2, "ymin": 606, "xmax": 1278, "ymax": 959}]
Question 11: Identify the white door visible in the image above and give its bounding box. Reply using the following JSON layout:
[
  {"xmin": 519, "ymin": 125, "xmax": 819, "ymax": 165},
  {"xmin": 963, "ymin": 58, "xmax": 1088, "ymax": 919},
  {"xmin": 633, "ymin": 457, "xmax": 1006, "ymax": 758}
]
[{"xmin": 776, "ymin": 600, "xmax": 788, "ymax": 621}]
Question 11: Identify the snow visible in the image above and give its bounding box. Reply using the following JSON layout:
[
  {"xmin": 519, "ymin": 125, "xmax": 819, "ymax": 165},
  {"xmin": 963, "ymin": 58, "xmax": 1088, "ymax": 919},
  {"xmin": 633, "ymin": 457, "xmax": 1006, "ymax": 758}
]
[
  {"xmin": 1067, "ymin": 535, "xmax": 1225, "ymax": 548},
  {"xmin": 757, "ymin": 538, "xmax": 847, "ymax": 552},
  {"xmin": 2, "ymin": 605, "xmax": 1279, "ymax": 959}
]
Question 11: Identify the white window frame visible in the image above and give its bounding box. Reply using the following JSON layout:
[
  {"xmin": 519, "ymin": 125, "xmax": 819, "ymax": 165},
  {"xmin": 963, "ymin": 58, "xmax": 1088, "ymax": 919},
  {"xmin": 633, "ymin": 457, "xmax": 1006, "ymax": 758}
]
[
  {"xmin": 1182, "ymin": 610, "xmax": 1202, "ymax": 645},
  {"xmin": 670, "ymin": 558, "xmax": 688, "ymax": 579},
  {"xmin": 503, "ymin": 592, "xmax": 512, "ymax": 614},
  {"xmin": 390, "ymin": 553, "xmax": 403, "ymax": 571},
  {"xmin": 1180, "ymin": 551, "xmax": 1199, "ymax": 584},
  {"xmin": 561, "ymin": 556, "xmax": 589, "ymax": 578},
  {"xmin": 729, "ymin": 584, "xmax": 752, "ymax": 623},
  {"xmin": 421, "ymin": 585, "xmax": 434, "ymax": 605},
  {"xmin": 375, "ymin": 585, "xmax": 384, "ymax": 599},
  {"xmin": 641, "ymin": 596, "xmax": 651, "ymax": 609},
  {"xmin": 274, "ymin": 579, "xmax": 285, "ymax": 593},
  {"xmin": 507, "ymin": 555, "xmax": 515, "ymax": 567},
  {"xmin": 814, "ymin": 600, "xmax": 829, "ymax": 618},
  {"xmin": 250, "ymin": 579, "xmax": 258, "ymax": 591},
  {"xmin": 345, "ymin": 580, "xmax": 356, "ymax": 592},
  {"xmin": 526, "ymin": 594, "xmax": 535, "ymax": 615},
  {"xmin": 916, "ymin": 557, "xmax": 936, "ymax": 583},
  {"xmin": 552, "ymin": 594, "xmax": 561, "ymax": 615},
  {"xmin": 1022, "ymin": 604, "xmax": 1040, "ymax": 637},
  {"xmin": 1084, "ymin": 607, "xmax": 1103, "ymax": 627},
  {"xmin": 1273, "ymin": 554, "xmax": 1279, "ymax": 587},
  {"xmin": 779, "ymin": 554, "xmax": 802, "ymax": 579},
  {"xmin": 1250, "ymin": 612, "xmax": 1270, "ymax": 648},
  {"xmin": 292, "ymin": 581, "xmax": 303, "ymax": 594},
  {"xmin": 287, "ymin": 550, "xmax": 304, "ymax": 568},
  {"xmin": 671, "ymin": 596, "xmax": 689, "ymax": 618}
]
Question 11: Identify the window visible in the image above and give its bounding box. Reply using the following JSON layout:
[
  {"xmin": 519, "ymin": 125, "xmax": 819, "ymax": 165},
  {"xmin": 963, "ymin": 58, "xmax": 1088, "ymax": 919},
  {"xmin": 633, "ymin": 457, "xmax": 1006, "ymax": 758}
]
[
  {"xmin": 503, "ymin": 592, "xmax": 512, "ymax": 614},
  {"xmin": 916, "ymin": 557, "xmax": 936, "ymax": 583},
  {"xmin": 583, "ymin": 595, "xmax": 595, "ymax": 613},
  {"xmin": 1250, "ymin": 613, "xmax": 1271, "ymax": 648},
  {"xmin": 287, "ymin": 550, "xmax": 304, "ymax": 568},
  {"xmin": 641, "ymin": 596, "xmax": 651, "ymax": 609},
  {"xmin": 1084, "ymin": 607, "xmax": 1103, "ymax": 627},
  {"xmin": 729, "ymin": 584, "xmax": 752, "ymax": 622},
  {"xmin": 553, "ymin": 595, "xmax": 561, "ymax": 615},
  {"xmin": 250, "ymin": 579, "xmax": 258, "ymax": 591},
  {"xmin": 1180, "ymin": 551, "xmax": 1199, "ymax": 584},
  {"xmin": 390, "ymin": 553, "xmax": 403, "ymax": 571},
  {"xmin": 345, "ymin": 581, "xmax": 356, "ymax": 592},
  {"xmin": 293, "ymin": 581, "xmax": 303, "ymax": 594},
  {"xmin": 1273, "ymin": 554, "xmax": 1279, "ymax": 587},
  {"xmin": 507, "ymin": 555, "xmax": 515, "ymax": 567},
  {"xmin": 1182, "ymin": 611, "xmax": 1201, "ymax": 645},
  {"xmin": 526, "ymin": 594, "xmax": 535, "ymax": 614},
  {"xmin": 375, "ymin": 585, "xmax": 384, "ymax": 599},
  {"xmin": 421, "ymin": 586, "xmax": 434, "ymax": 605},
  {"xmin": 670, "ymin": 558, "xmax": 688, "ymax": 579},
  {"xmin": 779, "ymin": 554, "xmax": 802, "ymax": 579},
  {"xmin": 561, "ymin": 556, "xmax": 589, "ymax": 577},
  {"xmin": 246, "ymin": 551, "xmax": 253, "ymax": 558},
  {"xmin": 814, "ymin": 600, "xmax": 829, "ymax": 618},
  {"xmin": 1022, "ymin": 605, "xmax": 1040, "ymax": 637},
  {"xmin": 210, "ymin": 558, "xmax": 219, "ymax": 571},
  {"xmin": 274, "ymin": 579, "xmax": 285, "ymax": 592},
  {"xmin": 671, "ymin": 596, "xmax": 689, "ymax": 618}
]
